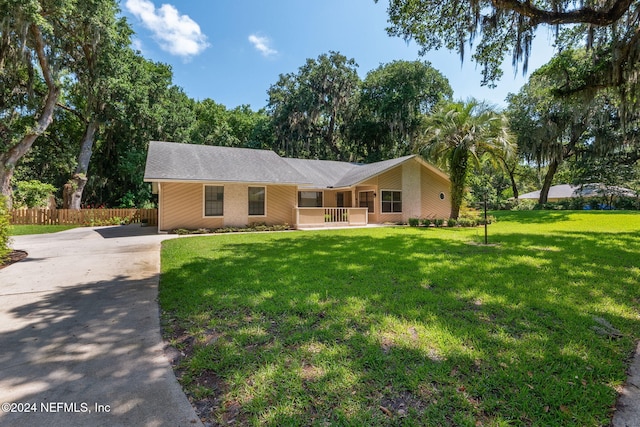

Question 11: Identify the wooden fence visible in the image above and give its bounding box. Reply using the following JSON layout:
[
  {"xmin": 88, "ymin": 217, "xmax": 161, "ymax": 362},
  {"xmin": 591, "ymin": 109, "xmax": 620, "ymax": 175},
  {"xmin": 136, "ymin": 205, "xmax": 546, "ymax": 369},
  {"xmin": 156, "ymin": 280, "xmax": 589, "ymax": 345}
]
[{"xmin": 10, "ymin": 208, "xmax": 158, "ymax": 226}]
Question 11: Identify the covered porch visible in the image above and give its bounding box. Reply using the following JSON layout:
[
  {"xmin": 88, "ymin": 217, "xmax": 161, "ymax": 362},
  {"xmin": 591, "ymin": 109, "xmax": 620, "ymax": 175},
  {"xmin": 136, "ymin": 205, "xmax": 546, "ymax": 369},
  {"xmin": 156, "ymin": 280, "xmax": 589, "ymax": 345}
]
[
  {"xmin": 293, "ymin": 188, "xmax": 374, "ymax": 229},
  {"xmin": 294, "ymin": 207, "xmax": 369, "ymax": 228}
]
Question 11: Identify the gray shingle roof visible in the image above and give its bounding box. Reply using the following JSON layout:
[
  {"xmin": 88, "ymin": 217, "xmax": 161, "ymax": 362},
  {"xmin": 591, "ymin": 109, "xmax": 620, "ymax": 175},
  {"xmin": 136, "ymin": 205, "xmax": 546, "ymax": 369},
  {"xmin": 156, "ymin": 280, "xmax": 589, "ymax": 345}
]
[
  {"xmin": 334, "ymin": 155, "xmax": 415, "ymax": 188},
  {"xmin": 281, "ymin": 155, "xmax": 417, "ymax": 188},
  {"xmin": 144, "ymin": 141, "xmax": 311, "ymax": 185},
  {"xmin": 280, "ymin": 158, "xmax": 359, "ymax": 188},
  {"xmin": 518, "ymin": 183, "xmax": 637, "ymax": 199},
  {"xmin": 145, "ymin": 141, "xmax": 446, "ymax": 189}
]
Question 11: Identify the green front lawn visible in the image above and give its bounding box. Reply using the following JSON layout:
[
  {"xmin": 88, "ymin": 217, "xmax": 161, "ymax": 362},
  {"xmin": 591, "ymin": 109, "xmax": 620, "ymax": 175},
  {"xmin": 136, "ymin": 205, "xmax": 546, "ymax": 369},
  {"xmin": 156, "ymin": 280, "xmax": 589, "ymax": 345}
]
[
  {"xmin": 160, "ymin": 211, "xmax": 640, "ymax": 426},
  {"xmin": 9, "ymin": 224, "xmax": 79, "ymax": 235}
]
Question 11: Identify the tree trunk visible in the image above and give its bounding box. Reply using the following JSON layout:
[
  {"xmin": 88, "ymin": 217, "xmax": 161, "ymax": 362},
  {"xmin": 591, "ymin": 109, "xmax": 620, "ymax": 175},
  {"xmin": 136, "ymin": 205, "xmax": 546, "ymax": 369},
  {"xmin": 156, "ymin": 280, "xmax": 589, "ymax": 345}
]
[
  {"xmin": 538, "ymin": 159, "xmax": 559, "ymax": 204},
  {"xmin": 63, "ymin": 174, "xmax": 89, "ymax": 210},
  {"xmin": 324, "ymin": 112, "xmax": 342, "ymax": 158},
  {"xmin": 449, "ymin": 148, "xmax": 469, "ymax": 219},
  {"xmin": 509, "ymin": 171, "xmax": 519, "ymax": 199},
  {"xmin": 0, "ymin": 24, "xmax": 60, "ymax": 209},
  {"xmin": 63, "ymin": 120, "xmax": 98, "ymax": 209},
  {"xmin": 0, "ymin": 87, "xmax": 60, "ymax": 209},
  {"xmin": 0, "ymin": 168, "xmax": 13, "ymax": 209}
]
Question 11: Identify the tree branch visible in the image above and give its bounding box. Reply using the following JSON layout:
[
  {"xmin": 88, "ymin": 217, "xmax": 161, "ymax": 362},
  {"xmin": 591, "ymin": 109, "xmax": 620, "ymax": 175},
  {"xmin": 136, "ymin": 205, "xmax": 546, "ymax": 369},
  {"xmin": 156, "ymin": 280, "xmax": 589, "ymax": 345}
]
[
  {"xmin": 56, "ymin": 102, "xmax": 87, "ymax": 122},
  {"xmin": 492, "ymin": 0, "xmax": 634, "ymax": 25},
  {"xmin": 29, "ymin": 24, "xmax": 55, "ymax": 90}
]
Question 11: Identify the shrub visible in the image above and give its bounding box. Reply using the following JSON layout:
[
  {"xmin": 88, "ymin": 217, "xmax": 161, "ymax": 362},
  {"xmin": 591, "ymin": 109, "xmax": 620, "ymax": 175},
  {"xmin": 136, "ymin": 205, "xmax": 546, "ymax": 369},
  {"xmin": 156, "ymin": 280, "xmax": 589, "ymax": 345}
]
[
  {"xmin": 617, "ymin": 196, "xmax": 640, "ymax": 210},
  {"xmin": 408, "ymin": 218, "xmax": 420, "ymax": 227},
  {"xmin": 511, "ymin": 199, "xmax": 537, "ymax": 211},
  {"xmin": 172, "ymin": 228, "xmax": 191, "ymax": 235},
  {"xmin": 447, "ymin": 218, "xmax": 457, "ymax": 227},
  {"xmin": 420, "ymin": 218, "xmax": 432, "ymax": 227},
  {"xmin": 588, "ymin": 198, "xmax": 603, "ymax": 210},
  {"xmin": 172, "ymin": 223, "xmax": 291, "ymax": 235},
  {"xmin": 13, "ymin": 180, "xmax": 56, "ymax": 208},
  {"xmin": 477, "ymin": 215, "xmax": 496, "ymax": 225},
  {"xmin": 0, "ymin": 197, "xmax": 12, "ymax": 263},
  {"xmin": 271, "ymin": 223, "xmax": 291, "ymax": 231},
  {"xmin": 433, "ymin": 218, "xmax": 444, "ymax": 227},
  {"xmin": 193, "ymin": 228, "xmax": 212, "ymax": 234},
  {"xmin": 139, "ymin": 200, "xmax": 157, "ymax": 209},
  {"xmin": 457, "ymin": 218, "xmax": 474, "ymax": 227}
]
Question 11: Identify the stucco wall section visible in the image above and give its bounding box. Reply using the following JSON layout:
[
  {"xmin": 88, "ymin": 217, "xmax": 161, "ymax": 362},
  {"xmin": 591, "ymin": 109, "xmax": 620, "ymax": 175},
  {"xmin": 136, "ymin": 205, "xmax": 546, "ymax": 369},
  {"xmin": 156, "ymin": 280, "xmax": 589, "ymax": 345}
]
[{"xmin": 420, "ymin": 168, "xmax": 451, "ymax": 219}]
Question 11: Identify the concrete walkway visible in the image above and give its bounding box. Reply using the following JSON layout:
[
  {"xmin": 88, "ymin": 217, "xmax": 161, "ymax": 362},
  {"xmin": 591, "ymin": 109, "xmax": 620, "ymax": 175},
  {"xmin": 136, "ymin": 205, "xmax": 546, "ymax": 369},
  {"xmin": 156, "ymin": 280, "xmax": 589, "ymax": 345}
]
[
  {"xmin": 613, "ymin": 341, "xmax": 640, "ymax": 427},
  {"xmin": 0, "ymin": 225, "xmax": 201, "ymax": 427}
]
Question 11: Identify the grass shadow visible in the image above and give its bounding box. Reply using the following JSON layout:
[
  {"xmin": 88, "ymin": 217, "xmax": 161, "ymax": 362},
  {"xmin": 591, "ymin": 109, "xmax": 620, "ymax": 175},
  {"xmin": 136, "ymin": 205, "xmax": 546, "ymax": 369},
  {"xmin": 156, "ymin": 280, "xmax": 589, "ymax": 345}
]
[{"xmin": 160, "ymin": 225, "xmax": 640, "ymax": 426}]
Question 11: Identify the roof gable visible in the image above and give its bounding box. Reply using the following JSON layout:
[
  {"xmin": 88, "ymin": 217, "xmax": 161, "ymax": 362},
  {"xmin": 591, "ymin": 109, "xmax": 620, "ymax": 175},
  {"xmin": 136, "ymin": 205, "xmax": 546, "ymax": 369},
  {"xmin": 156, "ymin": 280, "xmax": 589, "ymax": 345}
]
[{"xmin": 333, "ymin": 155, "xmax": 415, "ymax": 187}]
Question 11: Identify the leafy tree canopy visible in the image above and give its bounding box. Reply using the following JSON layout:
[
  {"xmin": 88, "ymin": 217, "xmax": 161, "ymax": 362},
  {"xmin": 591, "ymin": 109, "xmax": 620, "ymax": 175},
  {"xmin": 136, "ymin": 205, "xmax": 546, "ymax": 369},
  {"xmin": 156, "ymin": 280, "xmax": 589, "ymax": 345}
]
[
  {"xmin": 506, "ymin": 47, "xmax": 637, "ymax": 203},
  {"xmin": 350, "ymin": 60, "xmax": 452, "ymax": 160},
  {"xmin": 379, "ymin": 0, "xmax": 640, "ymax": 113},
  {"xmin": 267, "ymin": 51, "xmax": 360, "ymax": 160}
]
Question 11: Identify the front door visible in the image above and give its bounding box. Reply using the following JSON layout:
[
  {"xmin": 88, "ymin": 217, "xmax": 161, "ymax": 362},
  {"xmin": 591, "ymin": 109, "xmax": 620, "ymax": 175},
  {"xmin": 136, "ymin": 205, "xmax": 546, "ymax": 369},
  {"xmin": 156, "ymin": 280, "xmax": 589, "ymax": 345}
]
[{"xmin": 359, "ymin": 191, "xmax": 375, "ymax": 220}]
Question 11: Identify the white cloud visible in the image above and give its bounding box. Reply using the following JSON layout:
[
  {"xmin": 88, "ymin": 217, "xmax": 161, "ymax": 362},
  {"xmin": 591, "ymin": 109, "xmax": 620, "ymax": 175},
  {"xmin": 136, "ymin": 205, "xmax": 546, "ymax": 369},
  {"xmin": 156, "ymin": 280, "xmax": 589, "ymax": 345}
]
[
  {"xmin": 125, "ymin": 0, "xmax": 209, "ymax": 58},
  {"xmin": 248, "ymin": 34, "xmax": 278, "ymax": 57}
]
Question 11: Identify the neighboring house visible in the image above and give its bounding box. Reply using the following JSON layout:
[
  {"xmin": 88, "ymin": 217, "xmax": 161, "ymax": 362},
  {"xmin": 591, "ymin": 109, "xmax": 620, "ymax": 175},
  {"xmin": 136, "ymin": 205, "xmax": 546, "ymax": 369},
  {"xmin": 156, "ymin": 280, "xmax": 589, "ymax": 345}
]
[
  {"xmin": 144, "ymin": 141, "xmax": 451, "ymax": 231},
  {"xmin": 518, "ymin": 183, "xmax": 637, "ymax": 203}
]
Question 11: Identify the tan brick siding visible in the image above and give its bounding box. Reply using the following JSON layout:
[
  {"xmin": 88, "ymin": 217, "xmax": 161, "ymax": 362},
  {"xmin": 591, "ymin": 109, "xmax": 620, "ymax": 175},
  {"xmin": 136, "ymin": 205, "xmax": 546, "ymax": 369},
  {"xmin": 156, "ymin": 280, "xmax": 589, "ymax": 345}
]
[
  {"xmin": 156, "ymin": 158, "xmax": 450, "ymax": 229},
  {"xmin": 420, "ymin": 168, "xmax": 451, "ymax": 219},
  {"xmin": 378, "ymin": 166, "xmax": 403, "ymax": 223},
  {"xmin": 159, "ymin": 182, "xmax": 296, "ymax": 231},
  {"xmin": 265, "ymin": 185, "xmax": 297, "ymax": 225},
  {"xmin": 160, "ymin": 183, "xmax": 223, "ymax": 231}
]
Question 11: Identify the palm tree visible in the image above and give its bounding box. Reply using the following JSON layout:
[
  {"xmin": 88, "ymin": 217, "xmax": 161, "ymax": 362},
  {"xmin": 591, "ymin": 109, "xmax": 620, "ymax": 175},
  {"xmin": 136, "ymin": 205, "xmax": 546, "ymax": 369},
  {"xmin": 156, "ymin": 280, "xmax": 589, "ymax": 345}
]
[{"xmin": 417, "ymin": 99, "xmax": 516, "ymax": 219}]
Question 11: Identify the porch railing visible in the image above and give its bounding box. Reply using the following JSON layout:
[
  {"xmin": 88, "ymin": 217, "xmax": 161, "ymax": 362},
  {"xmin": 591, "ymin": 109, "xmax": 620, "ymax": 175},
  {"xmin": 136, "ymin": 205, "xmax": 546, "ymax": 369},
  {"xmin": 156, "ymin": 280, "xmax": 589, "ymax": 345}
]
[{"xmin": 294, "ymin": 207, "xmax": 368, "ymax": 228}]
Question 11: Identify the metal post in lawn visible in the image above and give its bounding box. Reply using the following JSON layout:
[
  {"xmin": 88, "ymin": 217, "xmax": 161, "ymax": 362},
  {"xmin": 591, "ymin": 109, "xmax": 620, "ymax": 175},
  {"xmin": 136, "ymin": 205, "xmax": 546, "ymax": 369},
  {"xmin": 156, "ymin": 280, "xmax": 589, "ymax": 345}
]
[{"xmin": 484, "ymin": 192, "xmax": 488, "ymax": 245}]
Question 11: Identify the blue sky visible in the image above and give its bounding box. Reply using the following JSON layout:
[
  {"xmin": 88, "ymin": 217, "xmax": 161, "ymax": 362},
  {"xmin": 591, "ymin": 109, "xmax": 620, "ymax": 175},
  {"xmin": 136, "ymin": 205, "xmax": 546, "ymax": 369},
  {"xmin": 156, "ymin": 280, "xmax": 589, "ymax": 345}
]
[{"xmin": 120, "ymin": 0, "xmax": 557, "ymax": 110}]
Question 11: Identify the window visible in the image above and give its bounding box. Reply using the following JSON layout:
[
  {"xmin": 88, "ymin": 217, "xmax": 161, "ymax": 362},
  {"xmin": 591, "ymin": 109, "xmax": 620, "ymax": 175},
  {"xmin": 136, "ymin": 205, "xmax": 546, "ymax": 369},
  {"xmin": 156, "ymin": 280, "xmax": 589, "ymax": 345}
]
[
  {"xmin": 248, "ymin": 187, "xmax": 265, "ymax": 216},
  {"xmin": 298, "ymin": 191, "xmax": 323, "ymax": 207},
  {"xmin": 382, "ymin": 190, "xmax": 402, "ymax": 213},
  {"xmin": 439, "ymin": 192, "xmax": 446, "ymax": 200},
  {"xmin": 204, "ymin": 186, "xmax": 224, "ymax": 216}
]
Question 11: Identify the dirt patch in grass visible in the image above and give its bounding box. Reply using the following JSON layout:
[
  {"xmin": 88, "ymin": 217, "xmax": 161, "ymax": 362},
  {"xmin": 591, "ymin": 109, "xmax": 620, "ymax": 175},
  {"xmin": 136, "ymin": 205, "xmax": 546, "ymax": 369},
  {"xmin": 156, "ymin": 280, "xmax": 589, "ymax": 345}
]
[
  {"xmin": 380, "ymin": 390, "xmax": 427, "ymax": 418},
  {"xmin": 192, "ymin": 370, "xmax": 229, "ymax": 426},
  {"xmin": 0, "ymin": 250, "xmax": 27, "ymax": 270},
  {"xmin": 163, "ymin": 325, "xmax": 230, "ymax": 426}
]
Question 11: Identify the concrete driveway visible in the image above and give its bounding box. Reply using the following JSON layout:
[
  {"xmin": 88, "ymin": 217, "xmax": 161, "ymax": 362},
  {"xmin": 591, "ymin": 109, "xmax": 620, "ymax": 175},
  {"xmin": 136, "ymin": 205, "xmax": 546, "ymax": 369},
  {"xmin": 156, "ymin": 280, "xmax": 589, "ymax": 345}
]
[{"xmin": 0, "ymin": 225, "xmax": 202, "ymax": 427}]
